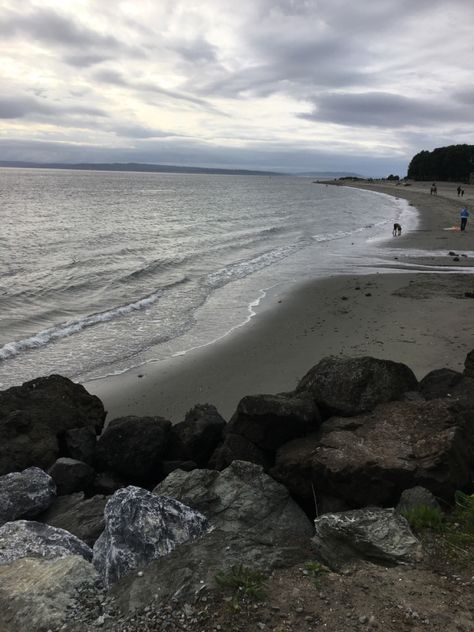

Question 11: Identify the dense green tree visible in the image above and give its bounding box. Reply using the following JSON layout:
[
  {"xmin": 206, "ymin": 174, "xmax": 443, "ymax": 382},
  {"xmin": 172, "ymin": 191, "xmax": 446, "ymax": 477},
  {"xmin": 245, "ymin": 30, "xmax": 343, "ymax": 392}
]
[{"xmin": 407, "ymin": 144, "xmax": 474, "ymax": 182}]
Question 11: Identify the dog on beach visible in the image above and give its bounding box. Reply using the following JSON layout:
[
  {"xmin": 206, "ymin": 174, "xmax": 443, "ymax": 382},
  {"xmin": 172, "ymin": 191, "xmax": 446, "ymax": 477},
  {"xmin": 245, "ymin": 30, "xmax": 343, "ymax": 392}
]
[{"xmin": 392, "ymin": 223, "xmax": 402, "ymax": 236}]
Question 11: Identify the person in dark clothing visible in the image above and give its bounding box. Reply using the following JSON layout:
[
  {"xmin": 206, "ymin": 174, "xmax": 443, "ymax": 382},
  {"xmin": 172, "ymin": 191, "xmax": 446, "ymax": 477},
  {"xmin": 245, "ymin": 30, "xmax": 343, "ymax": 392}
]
[{"xmin": 460, "ymin": 207, "xmax": 469, "ymax": 231}]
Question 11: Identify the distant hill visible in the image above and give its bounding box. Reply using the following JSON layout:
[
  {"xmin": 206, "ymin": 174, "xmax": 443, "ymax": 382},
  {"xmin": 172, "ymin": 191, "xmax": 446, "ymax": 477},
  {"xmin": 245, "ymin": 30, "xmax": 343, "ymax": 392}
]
[
  {"xmin": 295, "ymin": 171, "xmax": 365, "ymax": 178},
  {"xmin": 407, "ymin": 144, "xmax": 474, "ymax": 182},
  {"xmin": 0, "ymin": 161, "xmax": 282, "ymax": 177}
]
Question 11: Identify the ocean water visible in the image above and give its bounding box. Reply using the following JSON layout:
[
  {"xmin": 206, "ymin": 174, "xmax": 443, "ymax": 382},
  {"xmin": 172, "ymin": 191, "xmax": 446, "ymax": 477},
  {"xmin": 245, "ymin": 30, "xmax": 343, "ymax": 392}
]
[{"xmin": 0, "ymin": 168, "xmax": 414, "ymax": 389}]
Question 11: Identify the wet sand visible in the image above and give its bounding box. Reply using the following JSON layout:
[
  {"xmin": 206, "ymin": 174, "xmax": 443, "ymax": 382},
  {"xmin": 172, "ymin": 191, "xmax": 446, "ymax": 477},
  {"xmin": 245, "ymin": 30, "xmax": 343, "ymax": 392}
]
[{"xmin": 85, "ymin": 180, "xmax": 474, "ymax": 423}]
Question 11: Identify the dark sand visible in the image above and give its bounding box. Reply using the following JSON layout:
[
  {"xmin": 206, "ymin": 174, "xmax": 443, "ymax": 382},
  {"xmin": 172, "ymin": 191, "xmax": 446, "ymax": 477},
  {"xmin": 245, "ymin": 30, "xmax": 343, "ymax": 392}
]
[{"xmin": 85, "ymin": 180, "xmax": 474, "ymax": 423}]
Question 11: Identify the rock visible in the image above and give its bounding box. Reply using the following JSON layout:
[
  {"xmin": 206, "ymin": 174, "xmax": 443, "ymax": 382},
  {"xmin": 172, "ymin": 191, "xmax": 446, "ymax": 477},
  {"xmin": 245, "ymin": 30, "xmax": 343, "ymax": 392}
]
[
  {"xmin": 396, "ymin": 486, "xmax": 441, "ymax": 513},
  {"xmin": 0, "ymin": 375, "xmax": 105, "ymax": 475},
  {"xmin": 272, "ymin": 399, "xmax": 474, "ymax": 508},
  {"xmin": 208, "ymin": 433, "xmax": 272, "ymax": 470},
  {"xmin": 92, "ymin": 470, "xmax": 126, "ymax": 496},
  {"xmin": 225, "ymin": 393, "xmax": 320, "ymax": 452},
  {"xmin": 0, "ymin": 520, "xmax": 92, "ymax": 564},
  {"xmin": 113, "ymin": 527, "xmax": 310, "ymax": 614},
  {"xmin": 39, "ymin": 493, "xmax": 107, "ymax": 547},
  {"xmin": 63, "ymin": 426, "xmax": 97, "ymax": 465},
  {"xmin": 95, "ymin": 416, "xmax": 171, "ymax": 484},
  {"xmin": 162, "ymin": 460, "xmax": 197, "ymax": 476},
  {"xmin": 48, "ymin": 457, "xmax": 95, "ymax": 495},
  {"xmin": 296, "ymin": 356, "xmax": 418, "ymax": 416},
  {"xmin": 465, "ymin": 350, "xmax": 474, "ymax": 378},
  {"xmin": 419, "ymin": 368, "xmax": 464, "ymax": 399},
  {"xmin": 155, "ymin": 460, "xmax": 313, "ymax": 544},
  {"xmin": 0, "ymin": 555, "xmax": 98, "ymax": 632},
  {"xmin": 167, "ymin": 404, "xmax": 226, "ymax": 466},
  {"xmin": 92, "ymin": 485, "xmax": 209, "ymax": 587},
  {"xmin": 312, "ymin": 507, "xmax": 421, "ymax": 570},
  {"xmin": 0, "ymin": 467, "xmax": 56, "ymax": 526}
]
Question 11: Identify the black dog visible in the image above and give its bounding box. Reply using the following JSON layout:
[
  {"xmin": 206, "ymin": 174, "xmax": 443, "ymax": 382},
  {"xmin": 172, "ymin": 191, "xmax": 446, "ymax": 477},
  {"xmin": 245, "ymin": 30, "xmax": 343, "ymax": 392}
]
[{"xmin": 392, "ymin": 223, "xmax": 402, "ymax": 236}]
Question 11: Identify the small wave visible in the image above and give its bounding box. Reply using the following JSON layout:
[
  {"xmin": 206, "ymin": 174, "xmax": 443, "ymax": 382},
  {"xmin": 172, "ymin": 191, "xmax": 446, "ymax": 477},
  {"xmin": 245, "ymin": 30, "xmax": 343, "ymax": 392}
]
[
  {"xmin": 120, "ymin": 255, "xmax": 188, "ymax": 282},
  {"xmin": 0, "ymin": 277, "xmax": 189, "ymax": 361}
]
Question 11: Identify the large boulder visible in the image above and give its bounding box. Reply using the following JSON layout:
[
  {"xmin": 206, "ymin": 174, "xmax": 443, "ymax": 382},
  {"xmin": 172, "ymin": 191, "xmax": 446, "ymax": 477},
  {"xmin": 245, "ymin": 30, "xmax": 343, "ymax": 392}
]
[
  {"xmin": 272, "ymin": 399, "xmax": 474, "ymax": 508},
  {"xmin": 167, "ymin": 404, "xmax": 226, "ymax": 466},
  {"xmin": 0, "ymin": 375, "xmax": 105, "ymax": 475},
  {"xmin": 0, "ymin": 520, "xmax": 92, "ymax": 564},
  {"xmin": 296, "ymin": 356, "xmax": 418, "ymax": 417},
  {"xmin": 63, "ymin": 426, "xmax": 97, "ymax": 465},
  {"xmin": 0, "ymin": 467, "xmax": 56, "ymax": 526},
  {"xmin": 419, "ymin": 368, "xmax": 463, "ymax": 399},
  {"xmin": 39, "ymin": 493, "xmax": 107, "ymax": 547},
  {"xmin": 208, "ymin": 433, "xmax": 272, "ymax": 470},
  {"xmin": 312, "ymin": 508, "xmax": 421, "ymax": 570},
  {"xmin": 155, "ymin": 460, "xmax": 313, "ymax": 544},
  {"xmin": 95, "ymin": 416, "xmax": 171, "ymax": 484},
  {"xmin": 93, "ymin": 486, "xmax": 209, "ymax": 587},
  {"xmin": 396, "ymin": 486, "xmax": 441, "ymax": 513},
  {"xmin": 48, "ymin": 457, "xmax": 95, "ymax": 495},
  {"xmin": 0, "ymin": 556, "xmax": 98, "ymax": 632},
  {"xmin": 225, "ymin": 393, "xmax": 320, "ymax": 452}
]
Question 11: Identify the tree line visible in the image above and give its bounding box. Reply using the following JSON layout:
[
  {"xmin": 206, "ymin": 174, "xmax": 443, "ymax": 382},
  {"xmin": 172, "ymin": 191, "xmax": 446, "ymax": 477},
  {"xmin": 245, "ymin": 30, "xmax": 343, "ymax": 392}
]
[{"xmin": 407, "ymin": 144, "xmax": 474, "ymax": 182}]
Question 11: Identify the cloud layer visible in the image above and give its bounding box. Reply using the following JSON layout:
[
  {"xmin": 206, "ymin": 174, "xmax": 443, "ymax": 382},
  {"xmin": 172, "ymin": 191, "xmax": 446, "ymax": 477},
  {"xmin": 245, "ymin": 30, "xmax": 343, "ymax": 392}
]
[{"xmin": 0, "ymin": 0, "xmax": 473, "ymax": 175}]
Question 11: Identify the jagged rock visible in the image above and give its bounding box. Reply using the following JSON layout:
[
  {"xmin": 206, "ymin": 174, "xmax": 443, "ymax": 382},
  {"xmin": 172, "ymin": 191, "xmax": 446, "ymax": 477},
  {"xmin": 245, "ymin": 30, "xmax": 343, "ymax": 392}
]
[
  {"xmin": 419, "ymin": 368, "xmax": 464, "ymax": 399},
  {"xmin": 92, "ymin": 486, "xmax": 209, "ymax": 587},
  {"xmin": 208, "ymin": 433, "xmax": 272, "ymax": 470},
  {"xmin": 92, "ymin": 471, "xmax": 126, "ymax": 496},
  {"xmin": 225, "ymin": 393, "xmax": 320, "ymax": 451},
  {"xmin": 0, "ymin": 375, "xmax": 105, "ymax": 475},
  {"xmin": 312, "ymin": 507, "xmax": 421, "ymax": 570},
  {"xmin": 167, "ymin": 404, "xmax": 226, "ymax": 466},
  {"xmin": 113, "ymin": 527, "xmax": 310, "ymax": 614},
  {"xmin": 0, "ymin": 555, "xmax": 98, "ymax": 632},
  {"xmin": 95, "ymin": 416, "xmax": 171, "ymax": 483},
  {"xmin": 465, "ymin": 349, "xmax": 474, "ymax": 378},
  {"xmin": 48, "ymin": 458, "xmax": 95, "ymax": 495},
  {"xmin": 0, "ymin": 520, "xmax": 92, "ymax": 564},
  {"xmin": 0, "ymin": 466, "xmax": 56, "ymax": 526},
  {"xmin": 272, "ymin": 399, "xmax": 474, "ymax": 508},
  {"xmin": 296, "ymin": 356, "xmax": 418, "ymax": 416},
  {"xmin": 39, "ymin": 493, "xmax": 107, "ymax": 547},
  {"xmin": 63, "ymin": 426, "xmax": 97, "ymax": 465},
  {"xmin": 155, "ymin": 460, "xmax": 313, "ymax": 544},
  {"xmin": 396, "ymin": 486, "xmax": 441, "ymax": 513}
]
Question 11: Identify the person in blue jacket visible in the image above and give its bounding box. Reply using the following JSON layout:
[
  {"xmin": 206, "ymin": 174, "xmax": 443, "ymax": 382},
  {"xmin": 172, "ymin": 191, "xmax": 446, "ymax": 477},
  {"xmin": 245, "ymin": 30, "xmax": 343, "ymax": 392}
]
[{"xmin": 460, "ymin": 207, "xmax": 469, "ymax": 231}]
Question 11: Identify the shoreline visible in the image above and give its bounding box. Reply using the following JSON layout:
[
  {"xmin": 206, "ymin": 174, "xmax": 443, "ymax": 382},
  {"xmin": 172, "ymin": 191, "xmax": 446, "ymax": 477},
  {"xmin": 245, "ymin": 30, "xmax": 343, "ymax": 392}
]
[{"xmin": 85, "ymin": 181, "xmax": 474, "ymax": 423}]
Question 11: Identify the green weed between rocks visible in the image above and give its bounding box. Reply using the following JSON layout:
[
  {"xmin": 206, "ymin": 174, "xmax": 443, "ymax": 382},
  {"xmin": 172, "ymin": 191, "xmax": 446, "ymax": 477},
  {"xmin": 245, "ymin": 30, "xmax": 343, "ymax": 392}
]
[
  {"xmin": 215, "ymin": 564, "xmax": 266, "ymax": 610},
  {"xmin": 304, "ymin": 561, "xmax": 329, "ymax": 587},
  {"xmin": 445, "ymin": 491, "xmax": 474, "ymax": 550},
  {"xmin": 401, "ymin": 505, "xmax": 445, "ymax": 532}
]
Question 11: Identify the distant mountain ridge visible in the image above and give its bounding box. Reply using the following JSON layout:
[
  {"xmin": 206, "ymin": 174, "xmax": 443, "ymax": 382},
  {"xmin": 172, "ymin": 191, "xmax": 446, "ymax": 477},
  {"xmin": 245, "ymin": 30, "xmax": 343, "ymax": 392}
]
[{"xmin": 0, "ymin": 160, "xmax": 282, "ymax": 177}]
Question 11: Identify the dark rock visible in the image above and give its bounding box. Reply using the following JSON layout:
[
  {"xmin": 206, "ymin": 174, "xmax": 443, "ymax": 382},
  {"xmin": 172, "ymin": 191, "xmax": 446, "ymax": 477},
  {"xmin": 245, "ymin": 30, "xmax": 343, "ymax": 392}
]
[
  {"xmin": 155, "ymin": 460, "xmax": 313, "ymax": 544},
  {"xmin": 95, "ymin": 416, "xmax": 171, "ymax": 484},
  {"xmin": 396, "ymin": 486, "xmax": 441, "ymax": 513},
  {"xmin": 226, "ymin": 393, "xmax": 320, "ymax": 452},
  {"xmin": 0, "ymin": 556, "xmax": 98, "ymax": 632},
  {"xmin": 63, "ymin": 426, "xmax": 97, "ymax": 465},
  {"xmin": 92, "ymin": 485, "xmax": 209, "ymax": 587},
  {"xmin": 0, "ymin": 520, "xmax": 92, "ymax": 564},
  {"xmin": 0, "ymin": 467, "xmax": 56, "ymax": 526},
  {"xmin": 167, "ymin": 403, "xmax": 226, "ymax": 466},
  {"xmin": 48, "ymin": 458, "xmax": 95, "ymax": 495},
  {"xmin": 161, "ymin": 460, "xmax": 197, "ymax": 476},
  {"xmin": 312, "ymin": 508, "xmax": 421, "ymax": 570},
  {"xmin": 448, "ymin": 251, "xmax": 457, "ymax": 256},
  {"xmin": 208, "ymin": 432, "xmax": 272, "ymax": 470},
  {"xmin": 272, "ymin": 399, "xmax": 474, "ymax": 508},
  {"xmin": 296, "ymin": 356, "xmax": 418, "ymax": 417},
  {"xmin": 39, "ymin": 493, "xmax": 107, "ymax": 547},
  {"xmin": 92, "ymin": 471, "xmax": 126, "ymax": 496},
  {"xmin": 464, "ymin": 350, "xmax": 474, "ymax": 378},
  {"xmin": 0, "ymin": 375, "xmax": 105, "ymax": 475},
  {"xmin": 419, "ymin": 368, "xmax": 464, "ymax": 399}
]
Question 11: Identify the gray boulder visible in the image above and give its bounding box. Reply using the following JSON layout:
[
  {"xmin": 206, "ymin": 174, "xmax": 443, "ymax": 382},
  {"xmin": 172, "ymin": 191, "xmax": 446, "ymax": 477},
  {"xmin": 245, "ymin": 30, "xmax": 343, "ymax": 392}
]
[
  {"xmin": 93, "ymin": 485, "xmax": 209, "ymax": 587},
  {"xmin": 39, "ymin": 493, "xmax": 107, "ymax": 547},
  {"xmin": 0, "ymin": 374, "xmax": 105, "ymax": 475},
  {"xmin": 272, "ymin": 399, "xmax": 474, "ymax": 507},
  {"xmin": 0, "ymin": 555, "xmax": 98, "ymax": 632},
  {"xmin": 208, "ymin": 432, "xmax": 272, "ymax": 470},
  {"xmin": 0, "ymin": 467, "xmax": 56, "ymax": 526},
  {"xmin": 95, "ymin": 416, "xmax": 171, "ymax": 484},
  {"xmin": 155, "ymin": 460, "xmax": 313, "ymax": 544},
  {"xmin": 48, "ymin": 457, "xmax": 95, "ymax": 495},
  {"xmin": 396, "ymin": 486, "xmax": 441, "ymax": 513},
  {"xmin": 0, "ymin": 520, "xmax": 92, "ymax": 564},
  {"xmin": 296, "ymin": 356, "xmax": 418, "ymax": 416},
  {"xmin": 312, "ymin": 507, "xmax": 421, "ymax": 570},
  {"xmin": 167, "ymin": 403, "xmax": 226, "ymax": 466},
  {"xmin": 225, "ymin": 393, "xmax": 320, "ymax": 452}
]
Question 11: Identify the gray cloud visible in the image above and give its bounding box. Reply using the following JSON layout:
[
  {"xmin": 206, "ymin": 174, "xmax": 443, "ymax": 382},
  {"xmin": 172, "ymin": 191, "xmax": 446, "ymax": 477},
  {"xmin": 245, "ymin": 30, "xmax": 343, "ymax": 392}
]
[{"xmin": 0, "ymin": 95, "xmax": 106, "ymax": 120}]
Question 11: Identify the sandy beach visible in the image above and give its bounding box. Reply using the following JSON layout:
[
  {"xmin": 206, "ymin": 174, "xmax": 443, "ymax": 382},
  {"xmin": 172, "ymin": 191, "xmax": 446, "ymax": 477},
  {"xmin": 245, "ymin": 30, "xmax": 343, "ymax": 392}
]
[{"xmin": 86, "ymin": 180, "xmax": 474, "ymax": 423}]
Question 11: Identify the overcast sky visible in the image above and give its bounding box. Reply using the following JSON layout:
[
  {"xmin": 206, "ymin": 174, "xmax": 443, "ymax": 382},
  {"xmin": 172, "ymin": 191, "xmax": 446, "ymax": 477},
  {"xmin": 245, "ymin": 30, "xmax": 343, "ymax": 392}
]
[{"xmin": 1, "ymin": 0, "xmax": 473, "ymax": 176}]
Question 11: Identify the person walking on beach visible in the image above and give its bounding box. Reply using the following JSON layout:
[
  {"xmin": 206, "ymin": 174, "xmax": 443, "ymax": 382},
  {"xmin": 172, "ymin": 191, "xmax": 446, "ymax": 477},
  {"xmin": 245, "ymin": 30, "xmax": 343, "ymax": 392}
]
[
  {"xmin": 460, "ymin": 207, "xmax": 469, "ymax": 231},
  {"xmin": 457, "ymin": 185, "xmax": 462, "ymax": 196}
]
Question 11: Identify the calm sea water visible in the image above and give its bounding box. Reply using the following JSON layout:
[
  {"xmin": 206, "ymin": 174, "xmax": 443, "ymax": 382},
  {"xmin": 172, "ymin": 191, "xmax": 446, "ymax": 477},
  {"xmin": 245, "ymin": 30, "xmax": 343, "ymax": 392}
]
[{"xmin": 0, "ymin": 168, "xmax": 413, "ymax": 388}]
